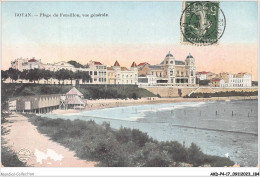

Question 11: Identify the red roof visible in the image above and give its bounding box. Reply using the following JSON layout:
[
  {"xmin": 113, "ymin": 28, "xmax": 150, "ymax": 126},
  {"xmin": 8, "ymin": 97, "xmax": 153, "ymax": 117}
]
[
  {"xmin": 200, "ymin": 71, "xmax": 209, "ymax": 74},
  {"xmin": 94, "ymin": 61, "xmax": 102, "ymax": 65},
  {"xmin": 138, "ymin": 62, "xmax": 148, "ymax": 67},
  {"xmin": 114, "ymin": 60, "xmax": 120, "ymax": 67},
  {"xmin": 212, "ymin": 79, "xmax": 220, "ymax": 82},
  {"xmin": 131, "ymin": 62, "xmax": 137, "ymax": 67},
  {"xmin": 28, "ymin": 59, "xmax": 37, "ymax": 62}
]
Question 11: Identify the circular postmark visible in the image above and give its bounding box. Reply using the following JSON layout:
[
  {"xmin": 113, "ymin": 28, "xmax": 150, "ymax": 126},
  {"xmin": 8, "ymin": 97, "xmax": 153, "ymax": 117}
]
[
  {"xmin": 18, "ymin": 148, "xmax": 31, "ymax": 163},
  {"xmin": 180, "ymin": 1, "xmax": 226, "ymax": 46}
]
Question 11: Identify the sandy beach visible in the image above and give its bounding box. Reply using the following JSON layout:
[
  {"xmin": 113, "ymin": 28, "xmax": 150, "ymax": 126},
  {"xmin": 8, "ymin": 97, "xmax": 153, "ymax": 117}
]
[
  {"xmin": 2, "ymin": 113, "xmax": 98, "ymax": 167},
  {"xmin": 51, "ymin": 96, "xmax": 258, "ymax": 114}
]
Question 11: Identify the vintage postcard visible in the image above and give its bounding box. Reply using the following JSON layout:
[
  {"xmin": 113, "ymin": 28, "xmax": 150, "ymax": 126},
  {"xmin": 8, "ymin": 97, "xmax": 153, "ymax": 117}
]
[{"xmin": 0, "ymin": 1, "xmax": 259, "ymax": 176}]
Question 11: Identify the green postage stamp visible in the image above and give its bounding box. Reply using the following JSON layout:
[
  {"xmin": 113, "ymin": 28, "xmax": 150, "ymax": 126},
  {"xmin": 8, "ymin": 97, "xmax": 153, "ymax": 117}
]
[{"xmin": 180, "ymin": 1, "xmax": 226, "ymax": 46}]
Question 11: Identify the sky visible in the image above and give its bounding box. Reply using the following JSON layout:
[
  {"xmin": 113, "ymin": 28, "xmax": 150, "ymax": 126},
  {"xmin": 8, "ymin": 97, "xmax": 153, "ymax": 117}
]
[{"xmin": 1, "ymin": 1, "xmax": 258, "ymax": 80}]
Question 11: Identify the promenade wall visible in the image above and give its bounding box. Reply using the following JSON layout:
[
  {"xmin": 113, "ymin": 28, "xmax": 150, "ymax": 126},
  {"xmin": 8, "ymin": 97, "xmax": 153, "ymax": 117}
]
[{"xmin": 143, "ymin": 86, "xmax": 258, "ymax": 97}]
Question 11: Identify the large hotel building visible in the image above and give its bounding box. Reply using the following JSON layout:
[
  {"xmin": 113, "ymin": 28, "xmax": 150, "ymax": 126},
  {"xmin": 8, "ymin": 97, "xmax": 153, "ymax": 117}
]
[{"xmin": 138, "ymin": 51, "xmax": 196, "ymax": 86}]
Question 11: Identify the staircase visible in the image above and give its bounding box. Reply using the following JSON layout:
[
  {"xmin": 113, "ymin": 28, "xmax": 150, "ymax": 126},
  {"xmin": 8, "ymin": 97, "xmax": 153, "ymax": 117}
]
[{"xmin": 188, "ymin": 87, "xmax": 200, "ymax": 96}]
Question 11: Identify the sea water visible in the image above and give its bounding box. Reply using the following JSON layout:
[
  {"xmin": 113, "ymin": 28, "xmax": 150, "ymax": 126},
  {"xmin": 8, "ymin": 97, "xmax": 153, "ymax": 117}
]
[{"xmin": 42, "ymin": 99, "xmax": 258, "ymax": 166}]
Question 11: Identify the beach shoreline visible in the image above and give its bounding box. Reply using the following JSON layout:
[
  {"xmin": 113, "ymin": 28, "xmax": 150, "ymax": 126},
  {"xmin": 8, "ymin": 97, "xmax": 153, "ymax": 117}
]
[{"xmin": 50, "ymin": 96, "xmax": 258, "ymax": 115}]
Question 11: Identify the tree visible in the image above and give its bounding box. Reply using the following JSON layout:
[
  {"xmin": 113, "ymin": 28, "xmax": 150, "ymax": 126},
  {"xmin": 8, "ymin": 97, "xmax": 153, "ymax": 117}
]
[
  {"xmin": 187, "ymin": 143, "xmax": 204, "ymax": 166},
  {"xmin": 54, "ymin": 69, "xmax": 71, "ymax": 84},
  {"xmin": 67, "ymin": 70, "xmax": 74, "ymax": 84},
  {"xmin": 7, "ymin": 68, "xmax": 20, "ymax": 82},
  {"xmin": 84, "ymin": 64, "xmax": 89, "ymax": 68},
  {"xmin": 54, "ymin": 70, "xmax": 63, "ymax": 84},
  {"xmin": 74, "ymin": 71, "xmax": 82, "ymax": 80},
  {"xmin": 20, "ymin": 70, "xmax": 29, "ymax": 80},
  {"xmin": 132, "ymin": 93, "xmax": 138, "ymax": 100},
  {"xmin": 1, "ymin": 70, "xmax": 9, "ymax": 81},
  {"xmin": 27, "ymin": 69, "xmax": 42, "ymax": 84},
  {"xmin": 68, "ymin": 60, "xmax": 87, "ymax": 68},
  {"xmin": 42, "ymin": 70, "xmax": 53, "ymax": 84}
]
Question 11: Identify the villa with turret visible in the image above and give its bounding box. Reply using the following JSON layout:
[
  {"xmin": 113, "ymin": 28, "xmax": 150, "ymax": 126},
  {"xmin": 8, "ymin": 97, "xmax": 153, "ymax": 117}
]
[{"xmin": 138, "ymin": 51, "xmax": 196, "ymax": 86}]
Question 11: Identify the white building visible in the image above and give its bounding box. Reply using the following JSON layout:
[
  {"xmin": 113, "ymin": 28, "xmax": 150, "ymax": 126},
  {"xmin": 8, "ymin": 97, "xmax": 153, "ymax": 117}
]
[
  {"xmin": 220, "ymin": 73, "xmax": 252, "ymax": 88},
  {"xmin": 43, "ymin": 61, "xmax": 75, "ymax": 72},
  {"xmin": 137, "ymin": 52, "xmax": 197, "ymax": 86},
  {"xmin": 87, "ymin": 60, "xmax": 107, "ymax": 84},
  {"xmin": 197, "ymin": 71, "xmax": 210, "ymax": 80},
  {"xmin": 107, "ymin": 61, "xmax": 138, "ymax": 85},
  {"xmin": 138, "ymin": 75, "xmax": 157, "ymax": 86},
  {"xmin": 11, "ymin": 58, "xmax": 44, "ymax": 71}
]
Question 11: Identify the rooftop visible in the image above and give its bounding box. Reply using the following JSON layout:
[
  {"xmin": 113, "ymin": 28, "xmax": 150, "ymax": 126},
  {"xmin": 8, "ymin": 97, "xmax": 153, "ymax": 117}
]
[
  {"xmin": 66, "ymin": 87, "xmax": 83, "ymax": 97},
  {"xmin": 166, "ymin": 51, "xmax": 173, "ymax": 57},
  {"xmin": 131, "ymin": 62, "xmax": 137, "ymax": 67},
  {"xmin": 93, "ymin": 61, "xmax": 102, "ymax": 65},
  {"xmin": 114, "ymin": 60, "xmax": 120, "ymax": 67},
  {"xmin": 186, "ymin": 53, "xmax": 193, "ymax": 58},
  {"xmin": 28, "ymin": 59, "xmax": 37, "ymax": 62},
  {"xmin": 199, "ymin": 71, "xmax": 210, "ymax": 74},
  {"xmin": 138, "ymin": 62, "xmax": 149, "ymax": 67},
  {"xmin": 107, "ymin": 67, "xmax": 114, "ymax": 71},
  {"xmin": 120, "ymin": 67, "xmax": 129, "ymax": 71},
  {"xmin": 149, "ymin": 65, "xmax": 163, "ymax": 69},
  {"xmin": 212, "ymin": 78, "xmax": 221, "ymax": 82},
  {"xmin": 175, "ymin": 60, "xmax": 185, "ymax": 65}
]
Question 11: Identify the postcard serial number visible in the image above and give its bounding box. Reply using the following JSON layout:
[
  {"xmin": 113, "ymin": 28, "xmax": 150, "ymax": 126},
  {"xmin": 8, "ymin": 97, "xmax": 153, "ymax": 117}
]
[{"xmin": 210, "ymin": 172, "xmax": 259, "ymax": 176}]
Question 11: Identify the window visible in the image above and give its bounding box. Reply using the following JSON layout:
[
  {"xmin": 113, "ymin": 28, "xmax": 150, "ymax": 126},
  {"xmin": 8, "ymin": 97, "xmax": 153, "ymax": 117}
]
[
  {"xmin": 191, "ymin": 71, "xmax": 194, "ymax": 76},
  {"xmin": 170, "ymin": 61, "xmax": 173, "ymax": 64},
  {"xmin": 90, "ymin": 71, "xmax": 93, "ymax": 75},
  {"xmin": 94, "ymin": 71, "xmax": 97, "ymax": 75},
  {"xmin": 170, "ymin": 71, "xmax": 173, "ymax": 76}
]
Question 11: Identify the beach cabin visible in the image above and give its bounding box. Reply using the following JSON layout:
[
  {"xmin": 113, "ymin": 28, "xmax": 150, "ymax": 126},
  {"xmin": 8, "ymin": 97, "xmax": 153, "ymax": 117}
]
[
  {"xmin": 66, "ymin": 87, "xmax": 86, "ymax": 109},
  {"xmin": 66, "ymin": 87, "xmax": 84, "ymax": 99}
]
